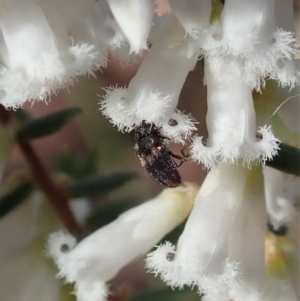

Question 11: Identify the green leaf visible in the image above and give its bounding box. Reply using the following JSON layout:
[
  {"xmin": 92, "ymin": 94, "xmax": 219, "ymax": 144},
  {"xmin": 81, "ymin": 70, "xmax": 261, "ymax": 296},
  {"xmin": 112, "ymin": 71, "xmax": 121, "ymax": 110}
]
[
  {"xmin": 130, "ymin": 287, "xmax": 194, "ymax": 301},
  {"xmin": 68, "ymin": 172, "xmax": 137, "ymax": 198},
  {"xmin": 266, "ymin": 143, "xmax": 300, "ymax": 177},
  {"xmin": 14, "ymin": 108, "xmax": 31, "ymax": 123},
  {"xmin": 16, "ymin": 107, "xmax": 82, "ymax": 140},
  {"xmin": 54, "ymin": 149, "xmax": 97, "ymax": 180},
  {"xmin": 267, "ymin": 222, "xmax": 288, "ymax": 236},
  {"xmin": 0, "ymin": 182, "xmax": 33, "ymax": 218}
]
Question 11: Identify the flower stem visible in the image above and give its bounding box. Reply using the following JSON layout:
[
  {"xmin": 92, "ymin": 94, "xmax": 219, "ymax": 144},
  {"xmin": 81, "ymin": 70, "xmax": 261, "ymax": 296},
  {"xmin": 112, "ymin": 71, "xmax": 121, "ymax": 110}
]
[
  {"xmin": 266, "ymin": 143, "xmax": 300, "ymax": 177},
  {"xmin": 17, "ymin": 140, "xmax": 83, "ymax": 236},
  {"xmin": 0, "ymin": 105, "xmax": 84, "ymax": 237}
]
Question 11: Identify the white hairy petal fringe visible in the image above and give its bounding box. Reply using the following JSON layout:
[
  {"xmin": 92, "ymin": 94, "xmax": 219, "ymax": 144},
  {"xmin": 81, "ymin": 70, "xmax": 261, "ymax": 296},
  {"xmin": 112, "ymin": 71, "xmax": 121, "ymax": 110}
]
[
  {"xmin": 129, "ymin": 90, "xmax": 173, "ymax": 126},
  {"xmin": 241, "ymin": 126, "xmax": 280, "ymax": 166},
  {"xmin": 101, "ymin": 17, "xmax": 198, "ymax": 140},
  {"xmin": 146, "ymin": 165, "xmax": 248, "ymax": 297},
  {"xmin": 263, "ymin": 166, "xmax": 299, "ymax": 229},
  {"xmin": 200, "ymin": 0, "xmax": 275, "ymax": 58},
  {"xmin": 190, "ymin": 58, "xmax": 280, "ymax": 169},
  {"xmin": 272, "ymin": 0, "xmax": 299, "ymax": 91},
  {"xmin": 0, "ymin": 0, "xmax": 111, "ymax": 108},
  {"xmin": 100, "ymin": 86, "xmax": 136, "ymax": 132},
  {"xmin": 100, "ymin": 86, "xmax": 181, "ymax": 133},
  {"xmin": 243, "ymin": 29, "xmax": 299, "ymax": 91},
  {"xmin": 107, "ymin": 0, "xmax": 154, "ymax": 54},
  {"xmin": 101, "ymin": 87, "xmax": 198, "ymax": 141},
  {"xmin": 161, "ymin": 110, "xmax": 197, "ymax": 144},
  {"xmin": 0, "ymin": 0, "xmax": 64, "ymax": 108},
  {"xmin": 127, "ymin": 18, "xmax": 198, "ymax": 122},
  {"xmin": 199, "ymin": 0, "xmax": 299, "ymax": 90},
  {"xmin": 47, "ymin": 185, "xmax": 197, "ymax": 301},
  {"xmin": 146, "ymin": 241, "xmax": 203, "ymax": 288},
  {"xmin": 74, "ymin": 281, "xmax": 108, "ymax": 301},
  {"xmin": 168, "ymin": 0, "xmax": 211, "ymax": 35},
  {"xmin": 65, "ymin": 43, "xmax": 100, "ymax": 78}
]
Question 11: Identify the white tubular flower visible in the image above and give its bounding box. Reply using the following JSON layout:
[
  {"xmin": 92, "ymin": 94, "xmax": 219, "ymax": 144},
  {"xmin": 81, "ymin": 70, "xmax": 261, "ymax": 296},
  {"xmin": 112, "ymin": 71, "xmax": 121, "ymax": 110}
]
[
  {"xmin": 0, "ymin": 0, "xmax": 64, "ymax": 108},
  {"xmin": 168, "ymin": 0, "xmax": 211, "ymax": 36},
  {"xmin": 263, "ymin": 166, "xmax": 299, "ymax": 230},
  {"xmin": 107, "ymin": 0, "xmax": 154, "ymax": 54},
  {"xmin": 101, "ymin": 15, "xmax": 198, "ymax": 142},
  {"xmin": 47, "ymin": 183, "xmax": 198, "ymax": 301},
  {"xmin": 201, "ymin": 0, "xmax": 299, "ymax": 90},
  {"xmin": 146, "ymin": 165, "xmax": 296, "ymax": 301},
  {"xmin": 146, "ymin": 165, "xmax": 252, "ymax": 298},
  {"xmin": 190, "ymin": 58, "xmax": 280, "ymax": 169},
  {"xmin": 0, "ymin": 0, "xmax": 120, "ymax": 108}
]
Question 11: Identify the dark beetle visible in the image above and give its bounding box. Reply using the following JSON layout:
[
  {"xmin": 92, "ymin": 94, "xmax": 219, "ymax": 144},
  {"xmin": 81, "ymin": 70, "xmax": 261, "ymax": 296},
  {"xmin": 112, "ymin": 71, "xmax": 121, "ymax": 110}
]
[{"xmin": 134, "ymin": 120, "xmax": 187, "ymax": 187}]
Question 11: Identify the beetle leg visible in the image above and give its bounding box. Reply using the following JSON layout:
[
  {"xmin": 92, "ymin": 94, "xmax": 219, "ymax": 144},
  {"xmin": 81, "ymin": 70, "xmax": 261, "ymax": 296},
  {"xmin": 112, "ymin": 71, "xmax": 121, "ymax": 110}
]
[
  {"xmin": 169, "ymin": 145, "xmax": 190, "ymax": 167},
  {"xmin": 170, "ymin": 152, "xmax": 186, "ymax": 167},
  {"xmin": 180, "ymin": 145, "xmax": 190, "ymax": 158}
]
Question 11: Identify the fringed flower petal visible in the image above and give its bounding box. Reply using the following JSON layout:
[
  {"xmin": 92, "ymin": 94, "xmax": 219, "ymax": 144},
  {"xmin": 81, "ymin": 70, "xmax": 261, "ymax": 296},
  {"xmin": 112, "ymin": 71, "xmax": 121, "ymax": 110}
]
[
  {"xmin": 100, "ymin": 16, "xmax": 199, "ymax": 141},
  {"xmin": 146, "ymin": 165, "xmax": 249, "ymax": 296},
  {"xmin": 190, "ymin": 58, "xmax": 280, "ymax": 168},
  {"xmin": 47, "ymin": 184, "xmax": 198, "ymax": 301}
]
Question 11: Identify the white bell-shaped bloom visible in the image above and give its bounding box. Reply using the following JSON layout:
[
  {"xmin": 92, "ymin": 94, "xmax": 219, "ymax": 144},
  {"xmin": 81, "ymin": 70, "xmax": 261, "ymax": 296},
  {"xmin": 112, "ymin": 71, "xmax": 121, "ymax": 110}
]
[
  {"xmin": 188, "ymin": 0, "xmax": 297, "ymax": 168},
  {"xmin": 0, "ymin": 0, "xmax": 125, "ymax": 108},
  {"xmin": 47, "ymin": 184, "xmax": 198, "ymax": 301},
  {"xmin": 146, "ymin": 165, "xmax": 253, "ymax": 298},
  {"xmin": 146, "ymin": 165, "xmax": 297, "ymax": 301},
  {"xmin": 190, "ymin": 58, "xmax": 280, "ymax": 168},
  {"xmin": 0, "ymin": 0, "xmax": 65, "ymax": 108},
  {"xmin": 101, "ymin": 15, "xmax": 198, "ymax": 143},
  {"xmin": 200, "ymin": 0, "xmax": 299, "ymax": 91}
]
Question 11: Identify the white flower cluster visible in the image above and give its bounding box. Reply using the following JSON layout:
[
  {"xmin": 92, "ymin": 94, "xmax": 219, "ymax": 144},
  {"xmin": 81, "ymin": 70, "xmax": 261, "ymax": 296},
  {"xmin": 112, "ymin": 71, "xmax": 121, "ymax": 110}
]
[
  {"xmin": 0, "ymin": 0, "xmax": 150, "ymax": 109},
  {"xmin": 2, "ymin": 0, "xmax": 297, "ymax": 166},
  {"xmin": 47, "ymin": 167, "xmax": 299, "ymax": 301},
  {"xmin": 100, "ymin": 0, "xmax": 297, "ymax": 167},
  {"xmin": 1, "ymin": 2, "xmax": 298, "ymax": 300}
]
